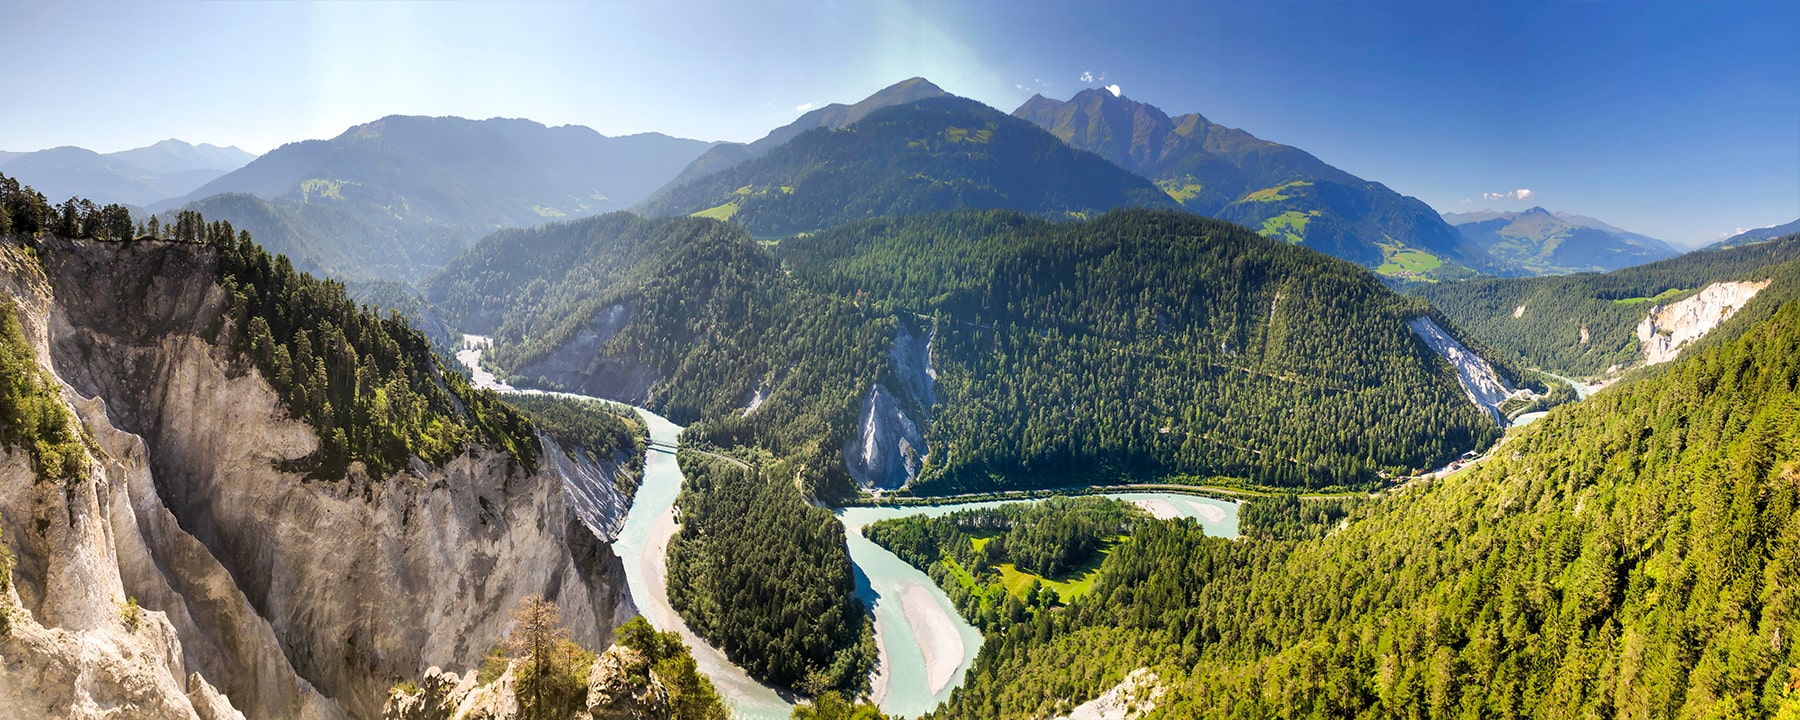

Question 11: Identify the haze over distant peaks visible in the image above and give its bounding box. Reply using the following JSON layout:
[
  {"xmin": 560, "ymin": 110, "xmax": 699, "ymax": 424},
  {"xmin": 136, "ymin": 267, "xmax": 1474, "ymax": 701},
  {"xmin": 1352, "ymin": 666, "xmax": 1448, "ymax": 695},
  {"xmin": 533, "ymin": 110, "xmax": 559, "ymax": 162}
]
[
  {"xmin": 1014, "ymin": 88, "xmax": 1501, "ymax": 280},
  {"xmin": 1444, "ymin": 206, "xmax": 1678, "ymax": 274},
  {"xmin": 161, "ymin": 115, "xmax": 714, "ymax": 281},
  {"xmin": 1701, "ymin": 218, "xmax": 1800, "ymax": 251},
  {"xmin": 107, "ymin": 139, "xmax": 257, "ymax": 175},
  {"xmin": 0, "ymin": 138, "xmax": 257, "ymax": 206}
]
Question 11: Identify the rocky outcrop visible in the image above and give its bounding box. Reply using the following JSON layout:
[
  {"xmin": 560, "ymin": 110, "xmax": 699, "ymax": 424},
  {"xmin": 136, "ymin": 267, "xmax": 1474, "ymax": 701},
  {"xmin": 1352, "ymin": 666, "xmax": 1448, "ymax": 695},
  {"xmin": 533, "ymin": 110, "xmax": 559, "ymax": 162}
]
[
  {"xmin": 1407, "ymin": 317, "xmax": 1534, "ymax": 423},
  {"xmin": 542, "ymin": 435, "xmax": 634, "ymax": 542},
  {"xmin": 585, "ymin": 645, "xmax": 670, "ymax": 720},
  {"xmin": 382, "ymin": 644, "xmax": 676, "ymax": 720},
  {"xmin": 512, "ymin": 302, "xmax": 658, "ymax": 402},
  {"xmin": 840, "ymin": 323, "xmax": 939, "ymax": 491},
  {"xmin": 0, "ymin": 237, "xmax": 637, "ymax": 719},
  {"xmin": 844, "ymin": 385, "xmax": 927, "ymax": 491},
  {"xmin": 1054, "ymin": 667, "xmax": 1164, "ymax": 720},
  {"xmin": 1637, "ymin": 280, "xmax": 1769, "ymax": 365},
  {"xmin": 891, "ymin": 322, "xmax": 937, "ymax": 412}
]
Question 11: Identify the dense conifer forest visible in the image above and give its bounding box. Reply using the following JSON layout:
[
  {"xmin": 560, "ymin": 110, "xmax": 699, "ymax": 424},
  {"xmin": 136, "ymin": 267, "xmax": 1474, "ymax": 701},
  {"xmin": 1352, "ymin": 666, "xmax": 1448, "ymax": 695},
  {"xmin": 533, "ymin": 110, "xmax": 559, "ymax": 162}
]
[
  {"xmin": 780, "ymin": 209, "xmax": 1511, "ymax": 490},
  {"xmin": 928, "ymin": 300, "xmax": 1800, "ymax": 719},
  {"xmin": 664, "ymin": 452, "xmax": 876, "ymax": 695},
  {"xmin": 865, "ymin": 496, "xmax": 1145, "ymax": 633},
  {"xmin": 431, "ymin": 208, "xmax": 1513, "ymax": 495}
]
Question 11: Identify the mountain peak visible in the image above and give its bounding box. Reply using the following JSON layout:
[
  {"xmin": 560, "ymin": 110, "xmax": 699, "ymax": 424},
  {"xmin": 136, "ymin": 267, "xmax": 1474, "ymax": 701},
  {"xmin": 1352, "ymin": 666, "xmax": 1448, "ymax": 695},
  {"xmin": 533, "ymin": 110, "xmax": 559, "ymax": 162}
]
[{"xmin": 851, "ymin": 78, "xmax": 950, "ymax": 115}]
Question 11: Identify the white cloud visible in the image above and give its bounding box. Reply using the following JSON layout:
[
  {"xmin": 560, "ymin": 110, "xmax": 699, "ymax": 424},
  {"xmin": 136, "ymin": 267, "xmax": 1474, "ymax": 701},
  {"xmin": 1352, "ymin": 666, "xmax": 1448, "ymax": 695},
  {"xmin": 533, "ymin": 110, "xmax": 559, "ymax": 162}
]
[
  {"xmin": 1482, "ymin": 188, "xmax": 1535, "ymax": 202},
  {"xmin": 1105, "ymin": 84, "xmax": 1122, "ymax": 97},
  {"xmin": 1080, "ymin": 71, "xmax": 1094, "ymax": 83},
  {"xmin": 1718, "ymin": 227, "xmax": 1753, "ymax": 238},
  {"xmin": 1459, "ymin": 198, "xmax": 1473, "ymax": 205},
  {"xmin": 795, "ymin": 102, "xmax": 816, "ymax": 112}
]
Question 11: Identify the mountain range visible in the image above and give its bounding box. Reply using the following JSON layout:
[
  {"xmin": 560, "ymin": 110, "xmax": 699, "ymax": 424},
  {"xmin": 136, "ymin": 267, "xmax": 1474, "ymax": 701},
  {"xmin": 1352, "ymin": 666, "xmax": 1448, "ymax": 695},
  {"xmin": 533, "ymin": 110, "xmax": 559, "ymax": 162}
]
[
  {"xmin": 1013, "ymin": 88, "xmax": 1502, "ymax": 280},
  {"xmin": 1442, "ymin": 206, "xmax": 1678, "ymax": 273},
  {"xmin": 1702, "ymin": 218, "xmax": 1800, "ymax": 251},
  {"xmin": 637, "ymin": 92, "xmax": 1178, "ymax": 236},
  {"xmin": 158, "ymin": 115, "xmax": 714, "ymax": 281},
  {"xmin": 0, "ymin": 139, "xmax": 255, "ymax": 207}
]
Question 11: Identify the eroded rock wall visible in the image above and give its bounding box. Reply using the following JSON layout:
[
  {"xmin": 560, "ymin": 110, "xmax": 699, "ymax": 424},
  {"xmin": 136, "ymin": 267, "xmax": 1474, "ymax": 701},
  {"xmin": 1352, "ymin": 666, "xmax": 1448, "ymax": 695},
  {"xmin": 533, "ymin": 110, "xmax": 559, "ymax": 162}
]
[
  {"xmin": 1637, "ymin": 280, "xmax": 1769, "ymax": 365},
  {"xmin": 0, "ymin": 238, "xmax": 637, "ymax": 719}
]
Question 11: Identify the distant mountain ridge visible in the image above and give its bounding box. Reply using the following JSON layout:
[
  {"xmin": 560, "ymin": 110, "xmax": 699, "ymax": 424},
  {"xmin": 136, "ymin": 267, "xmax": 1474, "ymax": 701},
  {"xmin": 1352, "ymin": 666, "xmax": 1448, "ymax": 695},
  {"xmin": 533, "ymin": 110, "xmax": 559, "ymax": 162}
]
[
  {"xmin": 160, "ymin": 115, "xmax": 713, "ymax": 281},
  {"xmin": 638, "ymin": 92, "xmax": 1178, "ymax": 236},
  {"xmin": 1012, "ymin": 88, "xmax": 1502, "ymax": 279},
  {"xmin": 1443, "ymin": 206, "xmax": 1677, "ymax": 273},
  {"xmin": 1702, "ymin": 218, "xmax": 1800, "ymax": 251},
  {"xmin": 0, "ymin": 139, "xmax": 256, "ymax": 206}
]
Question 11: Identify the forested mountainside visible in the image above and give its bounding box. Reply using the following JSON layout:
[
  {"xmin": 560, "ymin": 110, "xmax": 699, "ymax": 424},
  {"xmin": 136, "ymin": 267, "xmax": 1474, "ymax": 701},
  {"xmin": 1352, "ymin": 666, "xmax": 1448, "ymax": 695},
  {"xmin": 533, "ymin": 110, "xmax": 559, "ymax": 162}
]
[
  {"xmin": 637, "ymin": 95, "xmax": 1178, "ymax": 237},
  {"xmin": 1443, "ymin": 207, "xmax": 1678, "ymax": 274},
  {"xmin": 779, "ymin": 209, "xmax": 1514, "ymax": 492},
  {"xmin": 1413, "ymin": 233, "xmax": 1800, "ymax": 377},
  {"xmin": 649, "ymin": 76, "xmax": 951, "ymax": 197},
  {"xmin": 1013, "ymin": 88, "xmax": 1500, "ymax": 280},
  {"xmin": 430, "ymin": 208, "xmax": 1521, "ymax": 498},
  {"xmin": 0, "ymin": 175, "xmax": 639, "ymax": 718},
  {"xmin": 928, "ymin": 296, "xmax": 1800, "ymax": 720},
  {"xmin": 162, "ymin": 116, "xmax": 712, "ymax": 282}
]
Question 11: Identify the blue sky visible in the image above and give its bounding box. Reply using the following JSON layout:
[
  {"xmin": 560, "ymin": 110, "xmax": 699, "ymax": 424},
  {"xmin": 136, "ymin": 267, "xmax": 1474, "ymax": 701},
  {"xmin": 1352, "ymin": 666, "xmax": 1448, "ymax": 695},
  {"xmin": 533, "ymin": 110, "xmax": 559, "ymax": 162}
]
[{"xmin": 1, "ymin": 1, "xmax": 1794, "ymax": 246}]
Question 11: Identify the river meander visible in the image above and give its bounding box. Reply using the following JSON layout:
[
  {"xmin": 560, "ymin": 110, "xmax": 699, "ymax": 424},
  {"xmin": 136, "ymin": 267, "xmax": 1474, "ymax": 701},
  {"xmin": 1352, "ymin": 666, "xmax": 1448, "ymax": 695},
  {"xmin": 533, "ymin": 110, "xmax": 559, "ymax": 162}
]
[{"xmin": 456, "ymin": 338, "xmax": 1240, "ymax": 718}]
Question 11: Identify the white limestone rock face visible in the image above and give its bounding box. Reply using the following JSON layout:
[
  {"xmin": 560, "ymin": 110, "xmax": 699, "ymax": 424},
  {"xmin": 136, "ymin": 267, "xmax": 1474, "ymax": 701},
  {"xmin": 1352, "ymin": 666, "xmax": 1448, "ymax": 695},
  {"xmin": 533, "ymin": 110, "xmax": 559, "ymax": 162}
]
[
  {"xmin": 1407, "ymin": 317, "xmax": 1533, "ymax": 423},
  {"xmin": 891, "ymin": 322, "xmax": 937, "ymax": 411},
  {"xmin": 0, "ymin": 248, "xmax": 248, "ymax": 720},
  {"xmin": 1636, "ymin": 280, "xmax": 1769, "ymax": 365},
  {"xmin": 542, "ymin": 434, "xmax": 635, "ymax": 542},
  {"xmin": 1054, "ymin": 667, "xmax": 1164, "ymax": 720},
  {"xmin": 845, "ymin": 385, "xmax": 927, "ymax": 491},
  {"xmin": 0, "ymin": 237, "xmax": 637, "ymax": 720}
]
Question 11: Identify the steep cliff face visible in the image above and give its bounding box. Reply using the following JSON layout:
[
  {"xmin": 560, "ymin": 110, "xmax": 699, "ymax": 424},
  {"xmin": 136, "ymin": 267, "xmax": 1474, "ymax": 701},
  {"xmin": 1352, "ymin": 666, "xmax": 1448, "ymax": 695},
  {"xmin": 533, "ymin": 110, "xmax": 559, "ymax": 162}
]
[
  {"xmin": 1407, "ymin": 317, "xmax": 1533, "ymax": 423},
  {"xmin": 0, "ymin": 245, "xmax": 251, "ymax": 719},
  {"xmin": 1636, "ymin": 280, "xmax": 1769, "ymax": 365},
  {"xmin": 844, "ymin": 324, "xmax": 937, "ymax": 491},
  {"xmin": 844, "ymin": 385, "xmax": 926, "ymax": 491},
  {"xmin": 0, "ymin": 237, "xmax": 637, "ymax": 719},
  {"xmin": 510, "ymin": 302, "xmax": 658, "ymax": 402}
]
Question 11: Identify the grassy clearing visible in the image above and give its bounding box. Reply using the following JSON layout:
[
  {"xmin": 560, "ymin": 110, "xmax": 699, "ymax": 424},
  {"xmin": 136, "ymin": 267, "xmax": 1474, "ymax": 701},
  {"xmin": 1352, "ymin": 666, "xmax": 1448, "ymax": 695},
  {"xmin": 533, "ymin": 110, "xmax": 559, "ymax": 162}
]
[
  {"xmin": 691, "ymin": 200, "xmax": 740, "ymax": 221},
  {"xmin": 996, "ymin": 545, "xmax": 1113, "ymax": 602},
  {"xmin": 942, "ymin": 126, "xmax": 994, "ymax": 144},
  {"xmin": 1242, "ymin": 180, "xmax": 1312, "ymax": 203},
  {"xmin": 1259, "ymin": 210, "xmax": 1312, "ymax": 243},
  {"xmin": 300, "ymin": 178, "xmax": 348, "ymax": 201},
  {"xmin": 1612, "ymin": 288, "xmax": 1689, "ymax": 306},
  {"xmin": 1157, "ymin": 177, "xmax": 1206, "ymax": 204},
  {"xmin": 1376, "ymin": 244, "xmax": 1443, "ymax": 277}
]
